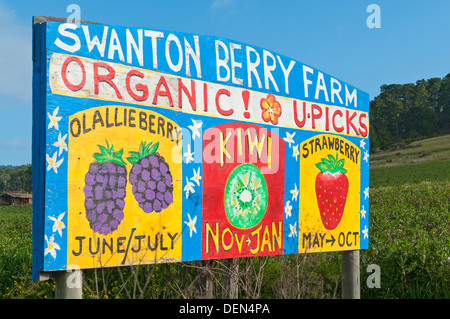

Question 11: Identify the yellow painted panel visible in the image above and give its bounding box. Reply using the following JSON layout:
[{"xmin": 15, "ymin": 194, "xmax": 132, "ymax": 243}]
[
  {"xmin": 66, "ymin": 105, "xmax": 182, "ymax": 269},
  {"xmin": 299, "ymin": 134, "xmax": 360, "ymax": 253}
]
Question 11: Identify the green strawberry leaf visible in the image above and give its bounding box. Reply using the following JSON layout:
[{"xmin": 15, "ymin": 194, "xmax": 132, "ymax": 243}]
[
  {"xmin": 328, "ymin": 154, "xmax": 336, "ymax": 167},
  {"xmin": 316, "ymin": 153, "xmax": 347, "ymax": 174},
  {"xmin": 315, "ymin": 163, "xmax": 328, "ymax": 172},
  {"xmin": 322, "ymin": 158, "xmax": 331, "ymax": 168}
]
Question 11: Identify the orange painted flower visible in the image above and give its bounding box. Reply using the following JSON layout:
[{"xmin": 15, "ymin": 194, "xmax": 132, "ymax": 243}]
[{"xmin": 260, "ymin": 94, "xmax": 282, "ymax": 125}]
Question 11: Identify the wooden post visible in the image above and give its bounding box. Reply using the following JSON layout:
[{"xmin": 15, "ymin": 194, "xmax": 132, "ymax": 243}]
[
  {"xmin": 54, "ymin": 269, "xmax": 83, "ymax": 299},
  {"xmin": 222, "ymin": 258, "xmax": 239, "ymax": 298},
  {"xmin": 341, "ymin": 250, "xmax": 360, "ymax": 299},
  {"xmin": 195, "ymin": 260, "xmax": 213, "ymax": 298}
]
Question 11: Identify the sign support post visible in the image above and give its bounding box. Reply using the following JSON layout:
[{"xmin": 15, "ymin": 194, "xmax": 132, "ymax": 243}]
[
  {"xmin": 53, "ymin": 270, "xmax": 83, "ymax": 299},
  {"xmin": 341, "ymin": 250, "xmax": 360, "ymax": 299}
]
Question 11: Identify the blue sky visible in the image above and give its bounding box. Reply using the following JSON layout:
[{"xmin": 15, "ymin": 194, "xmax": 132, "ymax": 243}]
[{"xmin": 1, "ymin": 0, "xmax": 450, "ymax": 165}]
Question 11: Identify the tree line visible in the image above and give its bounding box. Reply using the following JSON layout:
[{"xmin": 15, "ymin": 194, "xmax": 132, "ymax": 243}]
[
  {"xmin": 0, "ymin": 164, "xmax": 32, "ymax": 193},
  {"xmin": 369, "ymin": 73, "xmax": 450, "ymax": 152}
]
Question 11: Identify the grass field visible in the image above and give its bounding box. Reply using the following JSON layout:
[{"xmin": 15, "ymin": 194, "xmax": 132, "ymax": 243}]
[
  {"xmin": 370, "ymin": 135, "xmax": 450, "ymax": 188},
  {"xmin": 370, "ymin": 135, "xmax": 450, "ymax": 168},
  {"xmin": 366, "ymin": 135, "xmax": 449, "ymax": 297},
  {"xmin": 0, "ymin": 205, "xmax": 54, "ymax": 298},
  {"xmin": 370, "ymin": 160, "xmax": 450, "ymax": 188},
  {"xmin": 361, "ymin": 181, "xmax": 449, "ymax": 298},
  {"xmin": 0, "ymin": 135, "xmax": 449, "ymax": 299}
]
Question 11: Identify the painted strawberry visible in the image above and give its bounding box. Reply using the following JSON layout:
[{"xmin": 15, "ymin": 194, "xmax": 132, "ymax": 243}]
[{"xmin": 315, "ymin": 153, "xmax": 349, "ymax": 230}]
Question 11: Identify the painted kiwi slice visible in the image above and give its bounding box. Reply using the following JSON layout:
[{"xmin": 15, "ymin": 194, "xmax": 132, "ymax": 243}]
[{"xmin": 224, "ymin": 164, "xmax": 268, "ymax": 229}]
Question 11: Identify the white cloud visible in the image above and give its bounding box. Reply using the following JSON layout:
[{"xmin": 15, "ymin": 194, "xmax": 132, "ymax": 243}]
[{"xmin": 0, "ymin": 1, "xmax": 32, "ymax": 109}]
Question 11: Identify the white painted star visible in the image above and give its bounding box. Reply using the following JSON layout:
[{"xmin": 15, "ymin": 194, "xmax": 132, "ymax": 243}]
[
  {"xmin": 290, "ymin": 183, "xmax": 299, "ymax": 201},
  {"xmin": 190, "ymin": 167, "xmax": 202, "ymax": 186},
  {"xmin": 283, "ymin": 132, "xmax": 296, "ymax": 148},
  {"xmin": 285, "ymin": 200, "xmax": 292, "ymax": 218},
  {"xmin": 44, "ymin": 234, "xmax": 60, "ymax": 260},
  {"xmin": 48, "ymin": 212, "xmax": 66, "ymax": 237},
  {"xmin": 183, "ymin": 143, "xmax": 194, "ymax": 164},
  {"xmin": 46, "ymin": 151, "xmax": 64, "ymax": 174},
  {"xmin": 188, "ymin": 119, "xmax": 202, "ymax": 140},
  {"xmin": 48, "ymin": 106, "xmax": 62, "ymax": 130},
  {"xmin": 362, "ymin": 225, "xmax": 369, "ymax": 239},
  {"xmin": 292, "ymin": 144, "xmax": 299, "ymax": 161},
  {"xmin": 360, "ymin": 205, "xmax": 366, "ymax": 219},
  {"xmin": 360, "ymin": 139, "xmax": 366, "ymax": 149},
  {"xmin": 184, "ymin": 177, "xmax": 195, "ymax": 199},
  {"xmin": 288, "ymin": 222, "xmax": 297, "ymax": 238},
  {"xmin": 184, "ymin": 213, "xmax": 197, "ymax": 238},
  {"xmin": 52, "ymin": 132, "xmax": 68, "ymax": 155},
  {"xmin": 363, "ymin": 150, "xmax": 370, "ymax": 162},
  {"xmin": 364, "ymin": 187, "xmax": 369, "ymax": 200}
]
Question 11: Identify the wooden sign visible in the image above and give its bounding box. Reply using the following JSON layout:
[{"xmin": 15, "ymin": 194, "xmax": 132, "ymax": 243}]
[{"xmin": 32, "ymin": 17, "xmax": 369, "ymax": 280}]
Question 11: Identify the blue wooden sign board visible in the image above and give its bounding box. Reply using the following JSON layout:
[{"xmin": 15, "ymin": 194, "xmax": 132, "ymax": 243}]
[{"xmin": 32, "ymin": 17, "xmax": 369, "ymax": 281}]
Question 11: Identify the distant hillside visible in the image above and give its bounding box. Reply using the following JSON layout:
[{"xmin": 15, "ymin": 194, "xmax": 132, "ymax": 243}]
[
  {"xmin": 370, "ymin": 73, "xmax": 450, "ymax": 152},
  {"xmin": 369, "ymin": 135, "xmax": 450, "ymax": 187},
  {"xmin": 370, "ymin": 135, "xmax": 450, "ymax": 168}
]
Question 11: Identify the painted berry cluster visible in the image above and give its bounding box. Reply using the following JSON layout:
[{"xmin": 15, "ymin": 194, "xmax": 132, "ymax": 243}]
[
  {"xmin": 84, "ymin": 142, "xmax": 127, "ymax": 235},
  {"xmin": 127, "ymin": 141, "xmax": 174, "ymax": 214},
  {"xmin": 83, "ymin": 140, "xmax": 173, "ymax": 235}
]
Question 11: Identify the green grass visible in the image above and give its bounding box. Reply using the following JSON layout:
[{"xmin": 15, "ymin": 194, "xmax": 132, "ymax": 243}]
[
  {"xmin": 365, "ymin": 136, "xmax": 450, "ymax": 297},
  {"xmin": 0, "ymin": 205, "xmax": 55, "ymax": 298},
  {"xmin": 370, "ymin": 159, "xmax": 450, "ymax": 188},
  {"xmin": 361, "ymin": 182, "xmax": 449, "ymax": 298}
]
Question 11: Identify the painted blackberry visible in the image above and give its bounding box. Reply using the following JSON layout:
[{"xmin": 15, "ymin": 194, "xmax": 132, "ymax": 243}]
[
  {"xmin": 127, "ymin": 141, "xmax": 174, "ymax": 213},
  {"xmin": 83, "ymin": 141, "xmax": 127, "ymax": 235}
]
